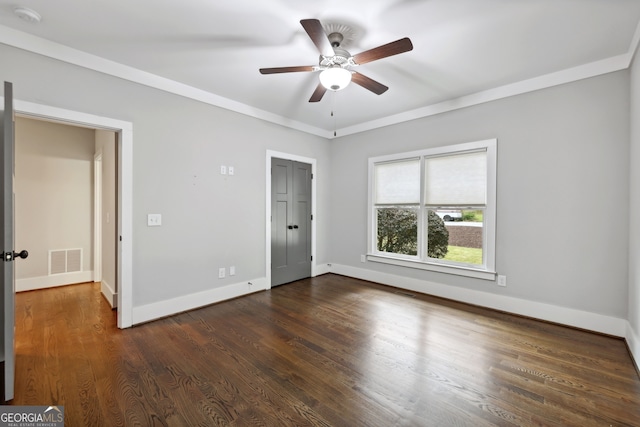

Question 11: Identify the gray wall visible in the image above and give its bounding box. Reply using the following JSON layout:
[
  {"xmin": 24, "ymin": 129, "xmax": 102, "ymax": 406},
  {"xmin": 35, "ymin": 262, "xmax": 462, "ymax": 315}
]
[
  {"xmin": 1, "ymin": 42, "xmax": 635, "ymax": 336},
  {"xmin": 329, "ymin": 71, "xmax": 630, "ymax": 318},
  {"xmin": 0, "ymin": 43, "xmax": 331, "ymax": 308},
  {"xmin": 14, "ymin": 117, "xmax": 94, "ymax": 283}
]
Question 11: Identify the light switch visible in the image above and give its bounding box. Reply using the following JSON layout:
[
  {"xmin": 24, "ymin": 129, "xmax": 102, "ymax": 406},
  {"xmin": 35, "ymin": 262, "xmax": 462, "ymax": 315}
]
[
  {"xmin": 147, "ymin": 214, "xmax": 162, "ymax": 226},
  {"xmin": 228, "ymin": 166, "xmax": 234, "ymax": 176}
]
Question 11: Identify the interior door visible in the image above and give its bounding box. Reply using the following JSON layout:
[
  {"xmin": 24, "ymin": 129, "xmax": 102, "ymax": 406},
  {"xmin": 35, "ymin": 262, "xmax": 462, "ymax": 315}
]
[
  {"xmin": 271, "ymin": 158, "xmax": 312, "ymax": 287},
  {"xmin": 1, "ymin": 82, "xmax": 28, "ymax": 402},
  {"xmin": 0, "ymin": 81, "xmax": 16, "ymax": 402}
]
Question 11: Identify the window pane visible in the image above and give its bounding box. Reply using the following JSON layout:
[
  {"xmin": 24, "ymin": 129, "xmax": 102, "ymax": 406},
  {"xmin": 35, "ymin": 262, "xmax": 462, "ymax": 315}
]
[
  {"xmin": 376, "ymin": 207, "xmax": 418, "ymax": 256},
  {"xmin": 374, "ymin": 159, "xmax": 420, "ymax": 204},
  {"xmin": 443, "ymin": 214, "xmax": 484, "ymax": 266},
  {"xmin": 426, "ymin": 210, "xmax": 450, "ymax": 259},
  {"xmin": 425, "ymin": 151, "xmax": 486, "ymax": 205}
]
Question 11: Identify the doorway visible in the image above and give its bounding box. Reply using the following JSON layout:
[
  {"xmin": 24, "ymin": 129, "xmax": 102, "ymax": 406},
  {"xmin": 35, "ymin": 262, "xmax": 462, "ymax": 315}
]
[
  {"xmin": 14, "ymin": 118, "xmax": 116, "ymax": 304},
  {"xmin": 13, "ymin": 99, "xmax": 133, "ymax": 328},
  {"xmin": 266, "ymin": 151, "xmax": 317, "ymax": 289}
]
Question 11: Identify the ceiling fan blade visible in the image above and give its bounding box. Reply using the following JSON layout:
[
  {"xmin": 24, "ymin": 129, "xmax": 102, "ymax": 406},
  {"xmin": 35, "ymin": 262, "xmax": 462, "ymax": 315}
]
[
  {"xmin": 300, "ymin": 19, "xmax": 335, "ymax": 58},
  {"xmin": 309, "ymin": 82, "xmax": 327, "ymax": 102},
  {"xmin": 352, "ymin": 37, "xmax": 413, "ymax": 65},
  {"xmin": 351, "ymin": 72, "xmax": 389, "ymax": 95},
  {"xmin": 259, "ymin": 66, "xmax": 315, "ymax": 74}
]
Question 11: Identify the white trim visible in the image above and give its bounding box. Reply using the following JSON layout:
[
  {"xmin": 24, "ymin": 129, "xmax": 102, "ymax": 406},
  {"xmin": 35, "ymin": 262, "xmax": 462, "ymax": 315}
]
[
  {"xmin": 627, "ymin": 19, "xmax": 640, "ymax": 65},
  {"xmin": 118, "ymin": 127, "xmax": 133, "ymax": 328},
  {"xmin": 0, "ymin": 25, "xmax": 631, "ymax": 140},
  {"xmin": 16, "ymin": 271, "xmax": 93, "ymax": 292},
  {"xmin": 627, "ymin": 322, "xmax": 640, "ymax": 369},
  {"xmin": 265, "ymin": 150, "xmax": 318, "ymax": 289},
  {"xmin": 93, "ymin": 151, "xmax": 103, "ymax": 283},
  {"xmin": 0, "ymin": 25, "xmax": 331, "ymax": 140},
  {"xmin": 368, "ymin": 139, "xmax": 497, "ymax": 279},
  {"xmin": 132, "ymin": 277, "xmax": 267, "ymax": 325},
  {"xmin": 367, "ymin": 254, "xmax": 496, "ymax": 281},
  {"xmin": 336, "ymin": 54, "xmax": 631, "ymax": 138},
  {"xmin": 9, "ymin": 99, "xmax": 134, "ymax": 328},
  {"xmin": 101, "ymin": 279, "xmax": 117, "ymax": 308},
  {"xmin": 330, "ymin": 263, "xmax": 627, "ymax": 337},
  {"xmin": 314, "ymin": 263, "xmax": 331, "ymax": 276}
]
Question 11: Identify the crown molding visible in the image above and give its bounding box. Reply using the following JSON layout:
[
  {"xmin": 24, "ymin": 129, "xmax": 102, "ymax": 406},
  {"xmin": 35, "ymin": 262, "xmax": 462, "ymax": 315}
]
[
  {"xmin": 0, "ymin": 25, "xmax": 331, "ymax": 139},
  {"xmin": 335, "ymin": 53, "xmax": 631, "ymax": 138},
  {"xmin": 0, "ymin": 24, "xmax": 633, "ymax": 140}
]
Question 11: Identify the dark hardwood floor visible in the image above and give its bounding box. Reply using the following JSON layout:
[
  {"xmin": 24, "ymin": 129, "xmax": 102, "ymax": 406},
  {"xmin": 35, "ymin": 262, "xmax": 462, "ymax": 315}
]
[{"xmin": 11, "ymin": 274, "xmax": 640, "ymax": 426}]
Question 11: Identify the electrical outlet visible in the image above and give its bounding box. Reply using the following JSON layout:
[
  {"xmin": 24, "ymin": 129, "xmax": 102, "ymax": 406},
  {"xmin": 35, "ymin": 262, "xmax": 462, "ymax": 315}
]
[
  {"xmin": 360, "ymin": 255, "xmax": 366, "ymax": 263},
  {"xmin": 497, "ymin": 275, "xmax": 507, "ymax": 287},
  {"xmin": 229, "ymin": 266, "xmax": 236, "ymax": 276},
  {"xmin": 220, "ymin": 165, "xmax": 227, "ymax": 175},
  {"xmin": 218, "ymin": 267, "xmax": 226, "ymax": 279},
  {"xmin": 147, "ymin": 214, "xmax": 162, "ymax": 226}
]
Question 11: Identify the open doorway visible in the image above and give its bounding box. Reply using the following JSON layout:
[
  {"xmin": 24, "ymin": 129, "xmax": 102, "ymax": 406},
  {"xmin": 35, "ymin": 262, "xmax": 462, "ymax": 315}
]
[
  {"xmin": 14, "ymin": 118, "xmax": 117, "ymax": 308},
  {"xmin": 12, "ymin": 100, "xmax": 133, "ymax": 328}
]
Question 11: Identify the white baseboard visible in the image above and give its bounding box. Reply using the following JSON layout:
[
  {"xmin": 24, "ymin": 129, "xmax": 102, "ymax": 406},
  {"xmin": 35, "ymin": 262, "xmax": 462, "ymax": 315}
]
[
  {"xmin": 132, "ymin": 277, "xmax": 268, "ymax": 325},
  {"xmin": 100, "ymin": 279, "xmax": 117, "ymax": 308},
  {"xmin": 627, "ymin": 322, "xmax": 640, "ymax": 370},
  {"xmin": 329, "ymin": 264, "xmax": 628, "ymax": 337},
  {"xmin": 313, "ymin": 263, "xmax": 331, "ymax": 276},
  {"xmin": 16, "ymin": 271, "xmax": 94, "ymax": 292}
]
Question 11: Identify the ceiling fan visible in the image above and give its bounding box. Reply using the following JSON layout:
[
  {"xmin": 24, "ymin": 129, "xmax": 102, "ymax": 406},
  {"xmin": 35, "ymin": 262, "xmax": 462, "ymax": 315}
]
[{"xmin": 259, "ymin": 19, "xmax": 413, "ymax": 102}]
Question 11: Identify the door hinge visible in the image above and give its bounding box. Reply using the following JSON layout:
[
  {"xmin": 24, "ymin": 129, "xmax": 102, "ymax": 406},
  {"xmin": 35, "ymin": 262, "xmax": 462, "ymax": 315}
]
[
  {"xmin": 311, "ymin": 173, "xmax": 314, "ymax": 179},
  {"xmin": 311, "ymin": 214, "xmax": 313, "ymax": 221},
  {"xmin": 310, "ymin": 255, "xmax": 313, "ymax": 261}
]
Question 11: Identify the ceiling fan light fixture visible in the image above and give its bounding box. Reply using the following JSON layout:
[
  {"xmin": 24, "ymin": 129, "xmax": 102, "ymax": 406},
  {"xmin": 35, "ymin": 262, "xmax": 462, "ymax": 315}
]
[{"xmin": 319, "ymin": 67, "xmax": 352, "ymax": 91}]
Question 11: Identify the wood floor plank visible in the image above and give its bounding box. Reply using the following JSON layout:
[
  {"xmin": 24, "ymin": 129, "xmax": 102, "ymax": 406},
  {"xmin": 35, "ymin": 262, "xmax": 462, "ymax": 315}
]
[{"xmin": 9, "ymin": 275, "xmax": 640, "ymax": 426}]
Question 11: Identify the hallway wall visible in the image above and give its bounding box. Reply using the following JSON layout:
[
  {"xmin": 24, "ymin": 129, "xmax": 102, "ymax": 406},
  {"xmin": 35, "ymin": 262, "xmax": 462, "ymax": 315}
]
[{"xmin": 14, "ymin": 117, "xmax": 94, "ymax": 290}]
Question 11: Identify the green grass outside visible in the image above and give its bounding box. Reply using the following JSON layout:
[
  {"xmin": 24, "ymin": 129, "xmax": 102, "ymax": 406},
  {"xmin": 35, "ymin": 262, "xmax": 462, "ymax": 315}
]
[
  {"xmin": 461, "ymin": 210, "xmax": 484, "ymax": 222},
  {"xmin": 444, "ymin": 245, "xmax": 483, "ymax": 265}
]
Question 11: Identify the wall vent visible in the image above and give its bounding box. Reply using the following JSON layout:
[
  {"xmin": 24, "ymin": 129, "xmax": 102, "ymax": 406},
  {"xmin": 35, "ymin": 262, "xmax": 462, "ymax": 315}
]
[{"xmin": 49, "ymin": 248, "xmax": 83, "ymax": 275}]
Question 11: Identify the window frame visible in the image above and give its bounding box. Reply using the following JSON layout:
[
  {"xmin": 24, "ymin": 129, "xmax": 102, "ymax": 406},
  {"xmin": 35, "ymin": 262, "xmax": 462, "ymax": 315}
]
[{"xmin": 367, "ymin": 139, "xmax": 497, "ymax": 280}]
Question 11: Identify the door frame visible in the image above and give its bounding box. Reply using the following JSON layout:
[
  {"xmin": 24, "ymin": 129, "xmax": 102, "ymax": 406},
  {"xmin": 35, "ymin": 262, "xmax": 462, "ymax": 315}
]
[
  {"xmin": 93, "ymin": 151, "xmax": 102, "ymax": 284},
  {"xmin": 266, "ymin": 150, "xmax": 317, "ymax": 289},
  {"xmin": 11, "ymin": 99, "xmax": 133, "ymax": 328}
]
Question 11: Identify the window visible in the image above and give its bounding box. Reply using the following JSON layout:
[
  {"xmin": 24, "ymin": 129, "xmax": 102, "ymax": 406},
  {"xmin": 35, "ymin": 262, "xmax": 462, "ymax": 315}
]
[{"xmin": 368, "ymin": 139, "xmax": 496, "ymax": 280}]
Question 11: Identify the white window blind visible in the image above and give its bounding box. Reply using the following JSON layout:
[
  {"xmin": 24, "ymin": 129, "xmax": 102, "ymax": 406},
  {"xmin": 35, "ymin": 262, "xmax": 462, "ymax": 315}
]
[
  {"xmin": 424, "ymin": 151, "xmax": 487, "ymax": 206},
  {"xmin": 374, "ymin": 158, "xmax": 420, "ymax": 204}
]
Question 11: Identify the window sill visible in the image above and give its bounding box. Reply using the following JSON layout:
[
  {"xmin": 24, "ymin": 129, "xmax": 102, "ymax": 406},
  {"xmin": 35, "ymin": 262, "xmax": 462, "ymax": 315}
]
[{"xmin": 367, "ymin": 254, "xmax": 496, "ymax": 281}]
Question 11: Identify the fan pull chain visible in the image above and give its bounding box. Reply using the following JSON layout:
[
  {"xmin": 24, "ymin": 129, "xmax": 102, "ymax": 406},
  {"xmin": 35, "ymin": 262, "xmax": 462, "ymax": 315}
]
[
  {"xmin": 331, "ymin": 91, "xmax": 337, "ymax": 137},
  {"xmin": 331, "ymin": 110, "xmax": 336, "ymax": 137}
]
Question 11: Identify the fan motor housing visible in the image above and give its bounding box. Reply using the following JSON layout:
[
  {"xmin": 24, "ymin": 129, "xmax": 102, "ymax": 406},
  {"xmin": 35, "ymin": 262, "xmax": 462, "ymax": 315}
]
[{"xmin": 320, "ymin": 47, "xmax": 351, "ymax": 68}]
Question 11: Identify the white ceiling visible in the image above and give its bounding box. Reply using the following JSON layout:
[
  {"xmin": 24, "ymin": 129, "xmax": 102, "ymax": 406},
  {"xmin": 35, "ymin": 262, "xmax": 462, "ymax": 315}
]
[{"xmin": 1, "ymin": 0, "xmax": 640, "ymax": 138}]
